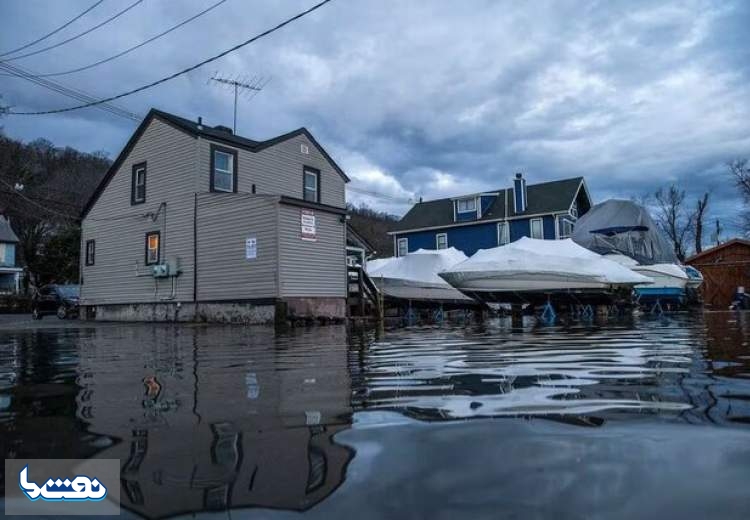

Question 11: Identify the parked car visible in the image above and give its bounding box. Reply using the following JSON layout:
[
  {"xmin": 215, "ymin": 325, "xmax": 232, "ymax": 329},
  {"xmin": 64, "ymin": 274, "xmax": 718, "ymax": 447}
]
[{"xmin": 31, "ymin": 284, "xmax": 80, "ymax": 320}]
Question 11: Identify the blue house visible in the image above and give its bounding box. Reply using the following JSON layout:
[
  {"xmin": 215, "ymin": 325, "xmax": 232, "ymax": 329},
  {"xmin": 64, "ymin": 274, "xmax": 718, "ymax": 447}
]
[
  {"xmin": 0, "ymin": 214, "xmax": 22, "ymax": 294},
  {"xmin": 389, "ymin": 174, "xmax": 592, "ymax": 257}
]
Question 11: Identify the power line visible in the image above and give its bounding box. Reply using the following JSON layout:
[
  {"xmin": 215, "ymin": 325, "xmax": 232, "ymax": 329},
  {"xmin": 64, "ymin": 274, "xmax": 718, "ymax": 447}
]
[
  {"xmin": 0, "ymin": 61, "xmax": 142, "ymax": 121},
  {"xmin": 0, "ymin": 0, "xmax": 106, "ymax": 58},
  {"xmin": 2, "ymin": 0, "xmax": 146, "ymax": 62},
  {"xmin": 0, "ymin": 177, "xmax": 79, "ymax": 221},
  {"xmin": 6, "ymin": 0, "xmax": 334, "ymax": 116},
  {"xmin": 32, "ymin": 0, "xmax": 229, "ymax": 78},
  {"xmin": 347, "ymin": 185, "xmax": 415, "ymax": 204}
]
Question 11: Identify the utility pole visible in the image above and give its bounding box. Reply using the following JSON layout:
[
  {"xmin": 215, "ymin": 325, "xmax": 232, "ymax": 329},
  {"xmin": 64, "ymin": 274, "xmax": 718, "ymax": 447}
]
[{"xmin": 210, "ymin": 73, "xmax": 268, "ymax": 133}]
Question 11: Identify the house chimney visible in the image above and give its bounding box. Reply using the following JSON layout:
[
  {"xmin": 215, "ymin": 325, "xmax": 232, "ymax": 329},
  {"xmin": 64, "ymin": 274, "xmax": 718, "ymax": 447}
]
[
  {"xmin": 197, "ymin": 117, "xmax": 203, "ymax": 130},
  {"xmin": 513, "ymin": 172, "xmax": 527, "ymax": 213}
]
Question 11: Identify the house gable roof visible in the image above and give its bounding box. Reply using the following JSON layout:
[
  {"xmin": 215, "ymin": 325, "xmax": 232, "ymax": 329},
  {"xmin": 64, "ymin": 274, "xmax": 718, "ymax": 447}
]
[
  {"xmin": 0, "ymin": 215, "xmax": 19, "ymax": 243},
  {"xmin": 82, "ymin": 108, "xmax": 349, "ymax": 218},
  {"xmin": 686, "ymin": 238, "xmax": 750, "ymax": 264},
  {"xmin": 390, "ymin": 176, "xmax": 586, "ymax": 233}
]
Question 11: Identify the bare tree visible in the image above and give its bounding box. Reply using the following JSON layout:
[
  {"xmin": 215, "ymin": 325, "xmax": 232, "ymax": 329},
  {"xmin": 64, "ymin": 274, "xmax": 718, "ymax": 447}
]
[
  {"xmin": 693, "ymin": 192, "xmax": 709, "ymax": 254},
  {"xmin": 730, "ymin": 159, "xmax": 750, "ymax": 234},
  {"xmin": 654, "ymin": 185, "xmax": 694, "ymax": 261}
]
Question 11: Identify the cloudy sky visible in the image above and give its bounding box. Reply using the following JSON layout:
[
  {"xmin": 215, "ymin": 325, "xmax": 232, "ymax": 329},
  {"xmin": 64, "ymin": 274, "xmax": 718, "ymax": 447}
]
[{"xmin": 1, "ymin": 0, "xmax": 748, "ymax": 233}]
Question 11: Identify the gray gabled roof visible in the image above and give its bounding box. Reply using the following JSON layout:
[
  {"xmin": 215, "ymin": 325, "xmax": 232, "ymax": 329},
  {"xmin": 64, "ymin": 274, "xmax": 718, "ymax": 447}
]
[
  {"xmin": 0, "ymin": 215, "xmax": 19, "ymax": 243},
  {"xmin": 390, "ymin": 176, "xmax": 585, "ymax": 232}
]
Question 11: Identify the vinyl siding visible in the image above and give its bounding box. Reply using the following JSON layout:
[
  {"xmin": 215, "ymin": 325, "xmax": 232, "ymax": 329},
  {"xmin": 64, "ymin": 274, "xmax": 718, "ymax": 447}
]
[
  {"xmin": 198, "ymin": 134, "xmax": 346, "ymax": 208},
  {"xmin": 196, "ymin": 193, "xmax": 279, "ymax": 301},
  {"xmin": 81, "ymin": 118, "xmax": 198, "ymax": 305},
  {"xmin": 278, "ymin": 204, "xmax": 346, "ymax": 298}
]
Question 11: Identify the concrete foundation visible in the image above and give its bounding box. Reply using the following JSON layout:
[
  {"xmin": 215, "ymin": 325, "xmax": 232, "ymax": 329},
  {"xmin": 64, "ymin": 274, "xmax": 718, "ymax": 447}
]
[{"xmin": 81, "ymin": 298, "xmax": 346, "ymax": 324}]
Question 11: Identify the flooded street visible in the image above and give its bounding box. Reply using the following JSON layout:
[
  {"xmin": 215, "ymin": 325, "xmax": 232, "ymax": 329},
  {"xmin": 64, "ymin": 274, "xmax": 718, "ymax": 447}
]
[{"xmin": 1, "ymin": 312, "xmax": 750, "ymax": 519}]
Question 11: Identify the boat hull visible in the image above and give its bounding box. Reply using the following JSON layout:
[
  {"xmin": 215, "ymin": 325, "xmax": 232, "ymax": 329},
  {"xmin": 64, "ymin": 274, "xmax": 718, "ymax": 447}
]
[{"xmin": 372, "ymin": 277, "xmax": 475, "ymax": 304}]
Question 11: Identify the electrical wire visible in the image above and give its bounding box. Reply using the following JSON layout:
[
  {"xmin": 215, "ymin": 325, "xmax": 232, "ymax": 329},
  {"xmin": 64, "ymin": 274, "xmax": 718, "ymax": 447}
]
[
  {"xmin": 0, "ymin": 61, "xmax": 142, "ymax": 121},
  {"xmin": 0, "ymin": 177, "xmax": 79, "ymax": 220},
  {"xmin": 5, "ymin": 0, "xmax": 334, "ymax": 116},
  {"xmin": 0, "ymin": 0, "xmax": 106, "ymax": 58},
  {"xmin": 347, "ymin": 185, "xmax": 415, "ymax": 204},
  {"xmin": 32, "ymin": 0, "xmax": 229, "ymax": 78},
  {"xmin": 2, "ymin": 0, "xmax": 146, "ymax": 62}
]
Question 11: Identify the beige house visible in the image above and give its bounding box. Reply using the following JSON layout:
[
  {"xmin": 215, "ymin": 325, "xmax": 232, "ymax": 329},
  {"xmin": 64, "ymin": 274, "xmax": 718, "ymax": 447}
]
[{"xmin": 80, "ymin": 109, "xmax": 349, "ymax": 323}]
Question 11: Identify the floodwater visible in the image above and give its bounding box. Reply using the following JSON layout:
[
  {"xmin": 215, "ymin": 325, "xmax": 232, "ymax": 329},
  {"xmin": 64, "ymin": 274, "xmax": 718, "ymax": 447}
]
[{"xmin": 1, "ymin": 312, "xmax": 750, "ymax": 519}]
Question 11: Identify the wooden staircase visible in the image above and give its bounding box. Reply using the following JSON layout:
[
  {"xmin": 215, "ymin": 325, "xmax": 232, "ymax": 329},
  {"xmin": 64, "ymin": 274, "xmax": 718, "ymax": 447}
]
[{"xmin": 347, "ymin": 265, "xmax": 383, "ymax": 320}]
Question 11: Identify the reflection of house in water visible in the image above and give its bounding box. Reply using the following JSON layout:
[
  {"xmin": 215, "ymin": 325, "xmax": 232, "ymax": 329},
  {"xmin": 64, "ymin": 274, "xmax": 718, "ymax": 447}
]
[{"xmin": 77, "ymin": 325, "xmax": 353, "ymax": 518}]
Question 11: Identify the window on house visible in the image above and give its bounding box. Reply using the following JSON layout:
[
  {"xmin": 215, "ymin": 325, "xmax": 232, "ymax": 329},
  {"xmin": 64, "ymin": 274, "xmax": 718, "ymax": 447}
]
[
  {"xmin": 558, "ymin": 217, "xmax": 574, "ymax": 239},
  {"xmin": 85, "ymin": 240, "xmax": 95, "ymax": 266},
  {"xmin": 304, "ymin": 167, "xmax": 320, "ymax": 202},
  {"xmin": 145, "ymin": 232, "xmax": 160, "ymax": 265},
  {"xmin": 571, "ymin": 201, "xmax": 579, "ymax": 218},
  {"xmin": 397, "ymin": 237, "xmax": 408, "ymax": 257},
  {"xmin": 211, "ymin": 146, "xmax": 236, "ymax": 193},
  {"xmin": 131, "ymin": 163, "xmax": 146, "ymax": 204},
  {"xmin": 497, "ymin": 222, "xmax": 510, "ymax": 245},
  {"xmin": 457, "ymin": 198, "xmax": 476, "ymax": 213},
  {"xmin": 530, "ymin": 218, "xmax": 543, "ymax": 239},
  {"xmin": 436, "ymin": 233, "xmax": 448, "ymax": 249}
]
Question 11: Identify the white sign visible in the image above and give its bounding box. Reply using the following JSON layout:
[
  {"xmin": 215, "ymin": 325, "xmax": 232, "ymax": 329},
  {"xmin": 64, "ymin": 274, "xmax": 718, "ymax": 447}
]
[
  {"xmin": 301, "ymin": 209, "xmax": 317, "ymax": 241},
  {"xmin": 245, "ymin": 237, "xmax": 257, "ymax": 260}
]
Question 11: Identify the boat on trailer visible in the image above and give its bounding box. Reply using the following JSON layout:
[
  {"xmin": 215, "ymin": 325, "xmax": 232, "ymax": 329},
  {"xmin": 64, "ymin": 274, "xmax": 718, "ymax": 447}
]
[
  {"xmin": 366, "ymin": 247, "xmax": 474, "ymax": 304},
  {"xmin": 571, "ymin": 199, "xmax": 695, "ymax": 305},
  {"xmin": 438, "ymin": 238, "xmax": 652, "ymax": 306}
]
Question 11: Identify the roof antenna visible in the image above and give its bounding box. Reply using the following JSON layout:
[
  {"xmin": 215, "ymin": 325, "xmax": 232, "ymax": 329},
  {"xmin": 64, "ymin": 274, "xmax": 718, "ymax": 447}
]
[{"xmin": 210, "ymin": 72, "xmax": 269, "ymax": 134}]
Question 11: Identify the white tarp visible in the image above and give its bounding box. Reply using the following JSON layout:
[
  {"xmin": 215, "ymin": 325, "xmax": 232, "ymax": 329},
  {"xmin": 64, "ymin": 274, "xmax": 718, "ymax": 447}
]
[
  {"xmin": 441, "ymin": 237, "xmax": 652, "ymax": 285},
  {"xmin": 366, "ymin": 247, "xmax": 468, "ymax": 286}
]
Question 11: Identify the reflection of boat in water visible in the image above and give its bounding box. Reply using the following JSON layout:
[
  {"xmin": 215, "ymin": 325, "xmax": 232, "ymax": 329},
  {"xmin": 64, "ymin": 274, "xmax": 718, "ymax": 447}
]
[
  {"xmin": 438, "ymin": 238, "xmax": 651, "ymax": 305},
  {"xmin": 366, "ymin": 247, "xmax": 474, "ymax": 303},
  {"xmin": 572, "ymin": 199, "xmax": 695, "ymax": 303}
]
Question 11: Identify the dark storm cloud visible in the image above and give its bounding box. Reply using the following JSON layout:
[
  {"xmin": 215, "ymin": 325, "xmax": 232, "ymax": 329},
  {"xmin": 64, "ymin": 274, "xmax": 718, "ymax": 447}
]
[{"xmin": 1, "ymin": 0, "xmax": 748, "ymax": 224}]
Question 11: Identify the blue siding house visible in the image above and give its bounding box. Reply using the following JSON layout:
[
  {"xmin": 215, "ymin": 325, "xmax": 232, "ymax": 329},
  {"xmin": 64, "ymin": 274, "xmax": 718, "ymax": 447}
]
[
  {"xmin": 389, "ymin": 174, "xmax": 592, "ymax": 257},
  {"xmin": 0, "ymin": 214, "xmax": 22, "ymax": 294}
]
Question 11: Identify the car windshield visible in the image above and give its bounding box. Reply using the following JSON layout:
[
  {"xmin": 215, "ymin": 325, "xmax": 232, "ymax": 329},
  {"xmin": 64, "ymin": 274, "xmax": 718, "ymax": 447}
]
[{"xmin": 56, "ymin": 285, "xmax": 80, "ymax": 298}]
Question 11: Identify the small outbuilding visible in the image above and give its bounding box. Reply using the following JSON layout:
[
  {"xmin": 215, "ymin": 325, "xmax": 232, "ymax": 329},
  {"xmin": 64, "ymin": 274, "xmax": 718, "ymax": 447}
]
[{"xmin": 686, "ymin": 239, "xmax": 750, "ymax": 309}]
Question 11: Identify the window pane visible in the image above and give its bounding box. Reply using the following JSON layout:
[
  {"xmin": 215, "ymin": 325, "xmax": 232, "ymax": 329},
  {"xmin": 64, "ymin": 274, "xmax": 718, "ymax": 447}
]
[
  {"xmin": 531, "ymin": 220, "xmax": 542, "ymax": 238},
  {"xmin": 458, "ymin": 198, "xmax": 476, "ymax": 212},
  {"xmin": 214, "ymin": 171, "xmax": 232, "ymax": 192},
  {"xmin": 136, "ymin": 169, "xmax": 145, "ymax": 185},
  {"xmin": 304, "ymin": 172, "xmax": 317, "ymax": 189},
  {"xmin": 215, "ymin": 151, "xmax": 231, "ymax": 172},
  {"xmin": 147, "ymin": 234, "xmax": 159, "ymax": 263},
  {"xmin": 397, "ymin": 239, "xmax": 408, "ymax": 256}
]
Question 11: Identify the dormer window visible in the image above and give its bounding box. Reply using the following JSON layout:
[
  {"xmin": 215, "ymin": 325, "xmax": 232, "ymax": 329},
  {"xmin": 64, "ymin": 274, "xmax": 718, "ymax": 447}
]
[{"xmin": 456, "ymin": 198, "xmax": 476, "ymax": 213}]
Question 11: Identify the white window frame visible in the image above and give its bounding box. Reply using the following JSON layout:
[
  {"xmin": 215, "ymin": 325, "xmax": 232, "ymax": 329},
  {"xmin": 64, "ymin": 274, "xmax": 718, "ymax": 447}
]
[
  {"xmin": 133, "ymin": 165, "xmax": 146, "ymax": 203},
  {"xmin": 497, "ymin": 222, "xmax": 509, "ymax": 245},
  {"xmin": 456, "ymin": 197, "xmax": 477, "ymax": 213},
  {"xmin": 303, "ymin": 168, "xmax": 319, "ymax": 202},
  {"xmin": 557, "ymin": 215, "xmax": 574, "ymax": 239},
  {"xmin": 213, "ymin": 150, "xmax": 235, "ymax": 193},
  {"xmin": 530, "ymin": 218, "xmax": 543, "ymax": 239},
  {"xmin": 397, "ymin": 237, "xmax": 408, "ymax": 257},
  {"xmin": 436, "ymin": 233, "xmax": 448, "ymax": 250}
]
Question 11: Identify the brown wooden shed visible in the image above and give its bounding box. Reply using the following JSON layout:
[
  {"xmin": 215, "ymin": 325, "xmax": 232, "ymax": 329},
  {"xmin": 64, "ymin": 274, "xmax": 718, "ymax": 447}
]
[{"xmin": 686, "ymin": 239, "xmax": 750, "ymax": 309}]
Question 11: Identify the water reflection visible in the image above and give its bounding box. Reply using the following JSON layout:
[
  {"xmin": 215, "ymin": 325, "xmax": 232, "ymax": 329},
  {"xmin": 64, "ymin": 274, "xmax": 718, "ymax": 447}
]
[{"xmin": 0, "ymin": 312, "xmax": 749, "ymax": 518}]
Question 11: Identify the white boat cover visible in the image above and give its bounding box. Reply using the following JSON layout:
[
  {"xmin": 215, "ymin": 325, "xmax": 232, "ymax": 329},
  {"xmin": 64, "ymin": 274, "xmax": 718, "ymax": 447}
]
[
  {"xmin": 367, "ymin": 247, "xmax": 468, "ymax": 286},
  {"xmin": 365, "ymin": 257, "xmax": 395, "ymax": 274},
  {"xmin": 441, "ymin": 237, "xmax": 652, "ymax": 286}
]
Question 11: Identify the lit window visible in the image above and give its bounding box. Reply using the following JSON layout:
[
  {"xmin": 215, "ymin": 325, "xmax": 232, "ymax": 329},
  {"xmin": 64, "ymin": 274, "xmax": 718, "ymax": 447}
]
[
  {"xmin": 85, "ymin": 240, "xmax": 95, "ymax": 266},
  {"xmin": 304, "ymin": 168, "xmax": 319, "ymax": 202},
  {"xmin": 145, "ymin": 232, "xmax": 160, "ymax": 265},
  {"xmin": 457, "ymin": 198, "xmax": 476, "ymax": 213},
  {"xmin": 212, "ymin": 147, "xmax": 236, "ymax": 192},
  {"xmin": 131, "ymin": 163, "xmax": 146, "ymax": 204},
  {"xmin": 397, "ymin": 237, "xmax": 408, "ymax": 257},
  {"xmin": 530, "ymin": 218, "xmax": 543, "ymax": 239},
  {"xmin": 497, "ymin": 222, "xmax": 509, "ymax": 245},
  {"xmin": 436, "ymin": 233, "xmax": 448, "ymax": 249}
]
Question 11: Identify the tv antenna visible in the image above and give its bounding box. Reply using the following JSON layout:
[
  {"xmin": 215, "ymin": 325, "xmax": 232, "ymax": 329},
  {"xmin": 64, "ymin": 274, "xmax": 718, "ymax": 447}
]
[{"xmin": 209, "ymin": 72, "xmax": 269, "ymax": 133}]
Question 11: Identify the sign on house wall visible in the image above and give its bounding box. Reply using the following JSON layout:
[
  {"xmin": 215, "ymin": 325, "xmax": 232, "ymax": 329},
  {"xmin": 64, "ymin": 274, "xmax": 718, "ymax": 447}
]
[
  {"xmin": 245, "ymin": 236, "xmax": 257, "ymax": 260},
  {"xmin": 301, "ymin": 209, "xmax": 317, "ymax": 241}
]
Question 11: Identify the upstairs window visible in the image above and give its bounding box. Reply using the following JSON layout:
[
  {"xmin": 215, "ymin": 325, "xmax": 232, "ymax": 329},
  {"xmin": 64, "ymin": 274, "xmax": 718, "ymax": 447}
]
[
  {"xmin": 145, "ymin": 231, "xmax": 160, "ymax": 265},
  {"xmin": 304, "ymin": 167, "xmax": 320, "ymax": 203},
  {"xmin": 85, "ymin": 240, "xmax": 95, "ymax": 266},
  {"xmin": 131, "ymin": 162, "xmax": 147, "ymax": 205},
  {"xmin": 530, "ymin": 218, "xmax": 543, "ymax": 239},
  {"xmin": 456, "ymin": 198, "xmax": 476, "ymax": 213},
  {"xmin": 497, "ymin": 222, "xmax": 509, "ymax": 245},
  {"xmin": 558, "ymin": 216, "xmax": 574, "ymax": 239},
  {"xmin": 211, "ymin": 145, "xmax": 237, "ymax": 193},
  {"xmin": 571, "ymin": 201, "xmax": 579, "ymax": 218},
  {"xmin": 397, "ymin": 237, "xmax": 408, "ymax": 257},
  {"xmin": 436, "ymin": 233, "xmax": 448, "ymax": 249}
]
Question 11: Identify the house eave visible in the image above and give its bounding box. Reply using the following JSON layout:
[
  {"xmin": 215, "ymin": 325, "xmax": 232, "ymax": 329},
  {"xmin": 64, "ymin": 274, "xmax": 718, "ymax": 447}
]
[{"xmin": 388, "ymin": 209, "xmax": 572, "ymax": 235}]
